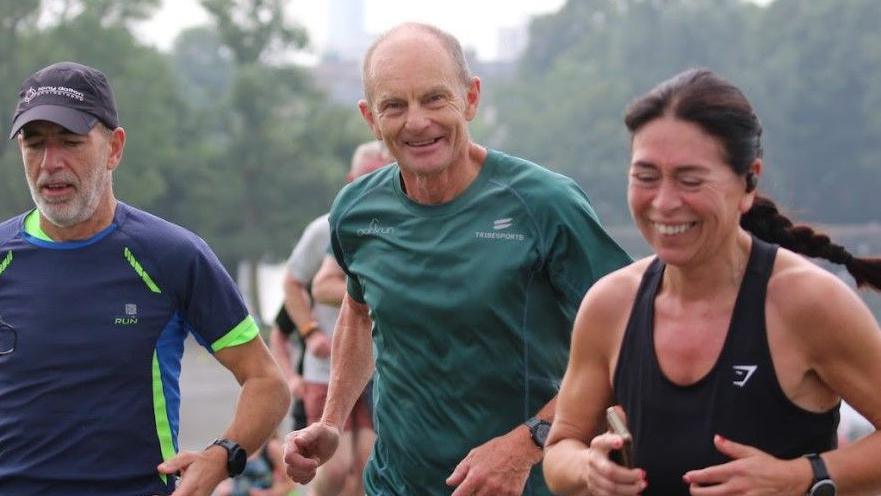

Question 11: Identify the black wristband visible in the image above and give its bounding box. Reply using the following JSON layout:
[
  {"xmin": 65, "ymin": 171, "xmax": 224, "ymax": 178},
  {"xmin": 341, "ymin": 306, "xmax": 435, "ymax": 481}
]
[{"xmin": 208, "ymin": 438, "xmax": 247, "ymax": 477}]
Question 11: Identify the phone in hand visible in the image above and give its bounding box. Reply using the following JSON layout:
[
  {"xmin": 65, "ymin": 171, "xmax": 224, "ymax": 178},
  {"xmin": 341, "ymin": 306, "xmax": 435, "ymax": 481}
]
[{"xmin": 605, "ymin": 406, "xmax": 633, "ymax": 468}]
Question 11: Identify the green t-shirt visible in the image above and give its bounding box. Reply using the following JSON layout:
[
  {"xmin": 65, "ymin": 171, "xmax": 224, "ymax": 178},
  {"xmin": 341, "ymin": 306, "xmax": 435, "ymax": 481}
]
[{"xmin": 329, "ymin": 149, "xmax": 631, "ymax": 495}]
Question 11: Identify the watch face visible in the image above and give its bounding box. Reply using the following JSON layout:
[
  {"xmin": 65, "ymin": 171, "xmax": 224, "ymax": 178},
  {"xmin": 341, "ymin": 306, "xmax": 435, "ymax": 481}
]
[
  {"xmin": 229, "ymin": 445, "xmax": 248, "ymax": 476},
  {"xmin": 811, "ymin": 480, "xmax": 837, "ymax": 496}
]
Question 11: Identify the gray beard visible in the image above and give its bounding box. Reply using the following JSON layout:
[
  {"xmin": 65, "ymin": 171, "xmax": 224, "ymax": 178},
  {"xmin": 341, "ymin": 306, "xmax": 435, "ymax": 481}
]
[{"xmin": 29, "ymin": 174, "xmax": 110, "ymax": 229}]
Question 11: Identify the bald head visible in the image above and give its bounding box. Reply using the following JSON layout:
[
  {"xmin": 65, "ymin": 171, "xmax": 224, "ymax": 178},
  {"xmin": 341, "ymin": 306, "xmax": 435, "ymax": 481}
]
[
  {"xmin": 361, "ymin": 23, "xmax": 472, "ymax": 104},
  {"xmin": 348, "ymin": 140, "xmax": 393, "ymax": 181}
]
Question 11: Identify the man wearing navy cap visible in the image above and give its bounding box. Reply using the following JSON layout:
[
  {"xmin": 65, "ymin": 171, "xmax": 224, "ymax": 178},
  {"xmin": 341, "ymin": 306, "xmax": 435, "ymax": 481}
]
[{"xmin": 0, "ymin": 61, "xmax": 290, "ymax": 496}]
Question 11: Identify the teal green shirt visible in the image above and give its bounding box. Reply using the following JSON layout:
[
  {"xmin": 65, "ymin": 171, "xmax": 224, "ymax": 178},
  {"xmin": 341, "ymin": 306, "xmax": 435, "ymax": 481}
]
[{"xmin": 329, "ymin": 149, "xmax": 631, "ymax": 495}]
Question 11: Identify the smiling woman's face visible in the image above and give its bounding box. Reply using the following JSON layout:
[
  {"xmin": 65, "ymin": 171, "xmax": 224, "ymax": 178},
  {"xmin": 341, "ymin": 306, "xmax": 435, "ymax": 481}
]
[{"xmin": 628, "ymin": 116, "xmax": 751, "ymax": 267}]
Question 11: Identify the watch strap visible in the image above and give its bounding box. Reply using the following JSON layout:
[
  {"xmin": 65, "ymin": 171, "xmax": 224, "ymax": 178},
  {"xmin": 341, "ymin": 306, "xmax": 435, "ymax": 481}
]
[
  {"xmin": 524, "ymin": 416, "xmax": 550, "ymax": 448},
  {"xmin": 806, "ymin": 453, "xmax": 830, "ymax": 482},
  {"xmin": 805, "ymin": 453, "xmax": 836, "ymax": 496},
  {"xmin": 524, "ymin": 416, "xmax": 541, "ymax": 430}
]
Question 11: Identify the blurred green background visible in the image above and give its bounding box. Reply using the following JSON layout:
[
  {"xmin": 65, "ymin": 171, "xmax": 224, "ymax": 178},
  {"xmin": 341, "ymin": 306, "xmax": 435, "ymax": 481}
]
[{"xmin": 3, "ymin": 0, "xmax": 880, "ymax": 321}]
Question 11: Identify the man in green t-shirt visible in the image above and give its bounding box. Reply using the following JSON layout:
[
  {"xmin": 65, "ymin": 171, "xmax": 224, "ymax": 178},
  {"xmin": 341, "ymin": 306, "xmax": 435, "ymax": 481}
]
[{"xmin": 284, "ymin": 22, "xmax": 632, "ymax": 496}]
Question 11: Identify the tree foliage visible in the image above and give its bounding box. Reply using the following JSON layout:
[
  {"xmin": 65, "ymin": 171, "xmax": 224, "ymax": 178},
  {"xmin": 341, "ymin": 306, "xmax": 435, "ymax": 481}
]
[
  {"xmin": 187, "ymin": 0, "xmax": 371, "ymax": 318},
  {"xmin": 0, "ymin": 0, "xmax": 371, "ymax": 298},
  {"xmin": 3, "ymin": 0, "xmax": 880, "ymax": 305},
  {"xmin": 492, "ymin": 0, "xmax": 880, "ymax": 225}
]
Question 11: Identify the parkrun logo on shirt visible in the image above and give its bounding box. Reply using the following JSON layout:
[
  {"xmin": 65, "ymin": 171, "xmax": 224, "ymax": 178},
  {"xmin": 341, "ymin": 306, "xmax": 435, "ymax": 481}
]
[
  {"xmin": 114, "ymin": 303, "xmax": 139, "ymax": 326},
  {"xmin": 357, "ymin": 218, "xmax": 395, "ymax": 236},
  {"xmin": 475, "ymin": 218, "xmax": 526, "ymax": 241}
]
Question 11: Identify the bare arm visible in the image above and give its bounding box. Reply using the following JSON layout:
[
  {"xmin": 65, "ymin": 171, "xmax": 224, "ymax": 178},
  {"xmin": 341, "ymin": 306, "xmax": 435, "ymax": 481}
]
[
  {"xmin": 544, "ymin": 268, "xmax": 645, "ymax": 496},
  {"xmin": 269, "ymin": 325, "xmax": 303, "ymax": 397},
  {"xmin": 311, "ymin": 255, "xmax": 347, "ymax": 307},
  {"xmin": 781, "ymin": 264, "xmax": 881, "ymax": 494},
  {"xmin": 283, "ymin": 292, "xmax": 373, "ymax": 484},
  {"xmin": 213, "ymin": 337, "xmax": 291, "ymax": 455},
  {"xmin": 445, "ymin": 397, "xmax": 554, "ymax": 496},
  {"xmin": 162, "ymin": 337, "xmax": 291, "ymax": 495},
  {"xmin": 283, "ymin": 271, "xmax": 319, "ymax": 333},
  {"xmin": 283, "ymin": 271, "xmax": 331, "ymax": 358},
  {"xmin": 322, "ymin": 292, "xmax": 374, "ymax": 427}
]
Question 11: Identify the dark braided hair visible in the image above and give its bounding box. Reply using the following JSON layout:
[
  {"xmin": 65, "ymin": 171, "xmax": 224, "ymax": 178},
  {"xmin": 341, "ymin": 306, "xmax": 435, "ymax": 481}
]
[{"xmin": 625, "ymin": 68, "xmax": 881, "ymax": 291}]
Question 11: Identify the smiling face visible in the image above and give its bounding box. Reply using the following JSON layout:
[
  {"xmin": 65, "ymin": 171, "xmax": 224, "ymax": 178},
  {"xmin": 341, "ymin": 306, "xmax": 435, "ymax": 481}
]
[
  {"xmin": 628, "ymin": 117, "xmax": 755, "ymax": 267},
  {"xmin": 359, "ymin": 27, "xmax": 479, "ymax": 180},
  {"xmin": 18, "ymin": 121, "xmax": 123, "ymax": 237}
]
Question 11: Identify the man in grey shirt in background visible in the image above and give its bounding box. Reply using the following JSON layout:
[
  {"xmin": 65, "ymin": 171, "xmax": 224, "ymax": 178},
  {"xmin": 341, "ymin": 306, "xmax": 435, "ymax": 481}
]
[{"xmin": 279, "ymin": 140, "xmax": 391, "ymax": 496}]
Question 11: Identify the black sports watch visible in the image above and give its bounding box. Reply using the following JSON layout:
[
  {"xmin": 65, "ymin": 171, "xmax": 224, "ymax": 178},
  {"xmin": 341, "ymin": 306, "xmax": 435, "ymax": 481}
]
[
  {"xmin": 209, "ymin": 438, "xmax": 247, "ymax": 477},
  {"xmin": 524, "ymin": 417, "xmax": 551, "ymax": 448},
  {"xmin": 805, "ymin": 453, "xmax": 836, "ymax": 496}
]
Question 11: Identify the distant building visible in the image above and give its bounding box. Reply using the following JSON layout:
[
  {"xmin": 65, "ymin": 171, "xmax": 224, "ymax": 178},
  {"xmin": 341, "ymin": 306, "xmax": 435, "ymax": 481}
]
[
  {"xmin": 496, "ymin": 23, "xmax": 530, "ymax": 62},
  {"xmin": 311, "ymin": 57, "xmax": 363, "ymax": 107},
  {"xmin": 308, "ymin": 5, "xmax": 523, "ymax": 107},
  {"xmin": 325, "ymin": 0, "xmax": 370, "ymax": 62}
]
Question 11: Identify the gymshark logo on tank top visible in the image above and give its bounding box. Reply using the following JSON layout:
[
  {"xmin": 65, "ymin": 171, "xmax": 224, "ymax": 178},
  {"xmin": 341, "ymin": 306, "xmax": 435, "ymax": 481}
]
[
  {"xmin": 732, "ymin": 365, "xmax": 758, "ymax": 387},
  {"xmin": 476, "ymin": 218, "xmax": 526, "ymax": 241},
  {"xmin": 357, "ymin": 219, "xmax": 395, "ymax": 236},
  {"xmin": 114, "ymin": 303, "xmax": 139, "ymax": 326}
]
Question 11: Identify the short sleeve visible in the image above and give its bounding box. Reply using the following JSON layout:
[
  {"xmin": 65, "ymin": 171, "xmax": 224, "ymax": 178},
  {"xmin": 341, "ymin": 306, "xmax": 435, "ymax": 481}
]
[
  {"xmin": 543, "ymin": 179, "xmax": 632, "ymax": 320},
  {"xmin": 179, "ymin": 237, "xmax": 259, "ymax": 352},
  {"xmin": 328, "ymin": 218, "xmax": 366, "ymax": 304},
  {"xmin": 286, "ymin": 214, "xmax": 331, "ymax": 283}
]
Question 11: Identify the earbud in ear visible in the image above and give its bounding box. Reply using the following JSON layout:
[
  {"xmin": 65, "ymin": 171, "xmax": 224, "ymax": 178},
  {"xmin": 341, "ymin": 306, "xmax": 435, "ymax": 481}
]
[{"xmin": 745, "ymin": 172, "xmax": 758, "ymax": 193}]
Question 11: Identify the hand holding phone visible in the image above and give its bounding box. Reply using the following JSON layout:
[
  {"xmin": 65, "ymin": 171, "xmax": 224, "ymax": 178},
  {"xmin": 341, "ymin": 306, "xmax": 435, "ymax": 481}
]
[{"xmin": 605, "ymin": 406, "xmax": 633, "ymax": 468}]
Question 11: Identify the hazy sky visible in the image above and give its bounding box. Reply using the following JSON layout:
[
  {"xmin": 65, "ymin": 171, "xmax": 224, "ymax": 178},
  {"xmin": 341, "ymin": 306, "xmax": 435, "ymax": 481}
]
[{"xmin": 134, "ymin": 0, "xmax": 567, "ymax": 61}]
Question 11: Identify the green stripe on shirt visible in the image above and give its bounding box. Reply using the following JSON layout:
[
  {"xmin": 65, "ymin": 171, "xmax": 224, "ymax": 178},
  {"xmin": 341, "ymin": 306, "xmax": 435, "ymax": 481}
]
[{"xmin": 211, "ymin": 315, "xmax": 259, "ymax": 352}]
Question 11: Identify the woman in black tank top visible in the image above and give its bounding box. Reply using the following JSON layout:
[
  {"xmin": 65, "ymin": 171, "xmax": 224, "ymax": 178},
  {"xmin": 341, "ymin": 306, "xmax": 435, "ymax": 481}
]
[{"xmin": 543, "ymin": 69, "xmax": 881, "ymax": 496}]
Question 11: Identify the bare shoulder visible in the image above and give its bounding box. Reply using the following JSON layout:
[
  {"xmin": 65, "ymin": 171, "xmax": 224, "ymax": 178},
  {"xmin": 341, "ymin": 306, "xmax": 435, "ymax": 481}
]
[
  {"xmin": 572, "ymin": 257, "xmax": 652, "ymax": 356},
  {"xmin": 580, "ymin": 256, "xmax": 651, "ymax": 312},
  {"xmin": 768, "ymin": 249, "xmax": 856, "ymax": 315},
  {"xmin": 767, "ymin": 248, "xmax": 875, "ymax": 347},
  {"xmin": 768, "ymin": 249, "xmax": 881, "ymax": 419}
]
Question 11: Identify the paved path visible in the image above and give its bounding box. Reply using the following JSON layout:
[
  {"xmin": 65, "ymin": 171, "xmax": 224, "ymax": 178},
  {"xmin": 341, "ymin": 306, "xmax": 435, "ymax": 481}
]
[
  {"xmin": 178, "ymin": 339, "xmax": 303, "ymax": 495},
  {"xmin": 178, "ymin": 338, "xmax": 243, "ymax": 450}
]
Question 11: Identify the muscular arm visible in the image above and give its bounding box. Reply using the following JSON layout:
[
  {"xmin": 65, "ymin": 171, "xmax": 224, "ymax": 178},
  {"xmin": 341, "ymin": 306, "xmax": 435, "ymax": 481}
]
[
  {"xmin": 544, "ymin": 290, "xmax": 615, "ymax": 494},
  {"xmin": 311, "ymin": 255, "xmax": 347, "ymax": 307},
  {"xmin": 282, "ymin": 293, "xmax": 372, "ymax": 484},
  {"xmin": 213, "ymin": 337, "xmax": 291, "ymax": 455},
  {"xmin": 163, "ymin": 337, "xmax": 290, "ymax": 494},
  {"xmin": 778, "ymin": 261, "xmax": 881, "ymax": 494},
  {"xmin": 544, "ymin": 267, "xmax": 644, "ymax": 496},
  {"xmin": 321, "ymin": 293, "xmax": 374, "ymax": 428}
]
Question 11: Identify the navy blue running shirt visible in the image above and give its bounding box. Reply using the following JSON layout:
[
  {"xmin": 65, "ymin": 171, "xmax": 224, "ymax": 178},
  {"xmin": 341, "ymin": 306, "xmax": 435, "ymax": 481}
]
[{"xmin": 0, "ymin": 202, "xmax": 259, "ymax": 496}]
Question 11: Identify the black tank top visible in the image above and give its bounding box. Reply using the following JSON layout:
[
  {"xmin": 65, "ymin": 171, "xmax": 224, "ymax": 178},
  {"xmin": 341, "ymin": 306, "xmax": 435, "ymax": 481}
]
[{"xmin": 613, "ymin": 237, "xmax": 838, "ymax": 495}]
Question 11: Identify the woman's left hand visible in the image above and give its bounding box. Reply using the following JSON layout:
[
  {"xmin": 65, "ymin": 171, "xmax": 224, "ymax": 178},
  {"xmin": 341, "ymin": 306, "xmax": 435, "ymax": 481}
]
[{"xmin": 683, "ymin": 435, "xmax": 812, "ymax": 495}]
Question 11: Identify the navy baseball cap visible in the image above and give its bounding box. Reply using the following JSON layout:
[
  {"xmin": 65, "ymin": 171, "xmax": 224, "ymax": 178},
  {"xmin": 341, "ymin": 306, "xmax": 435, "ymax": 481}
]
[{"xmin": 9, "ymin": 61, "xmax": 119, "ymax": 139}]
